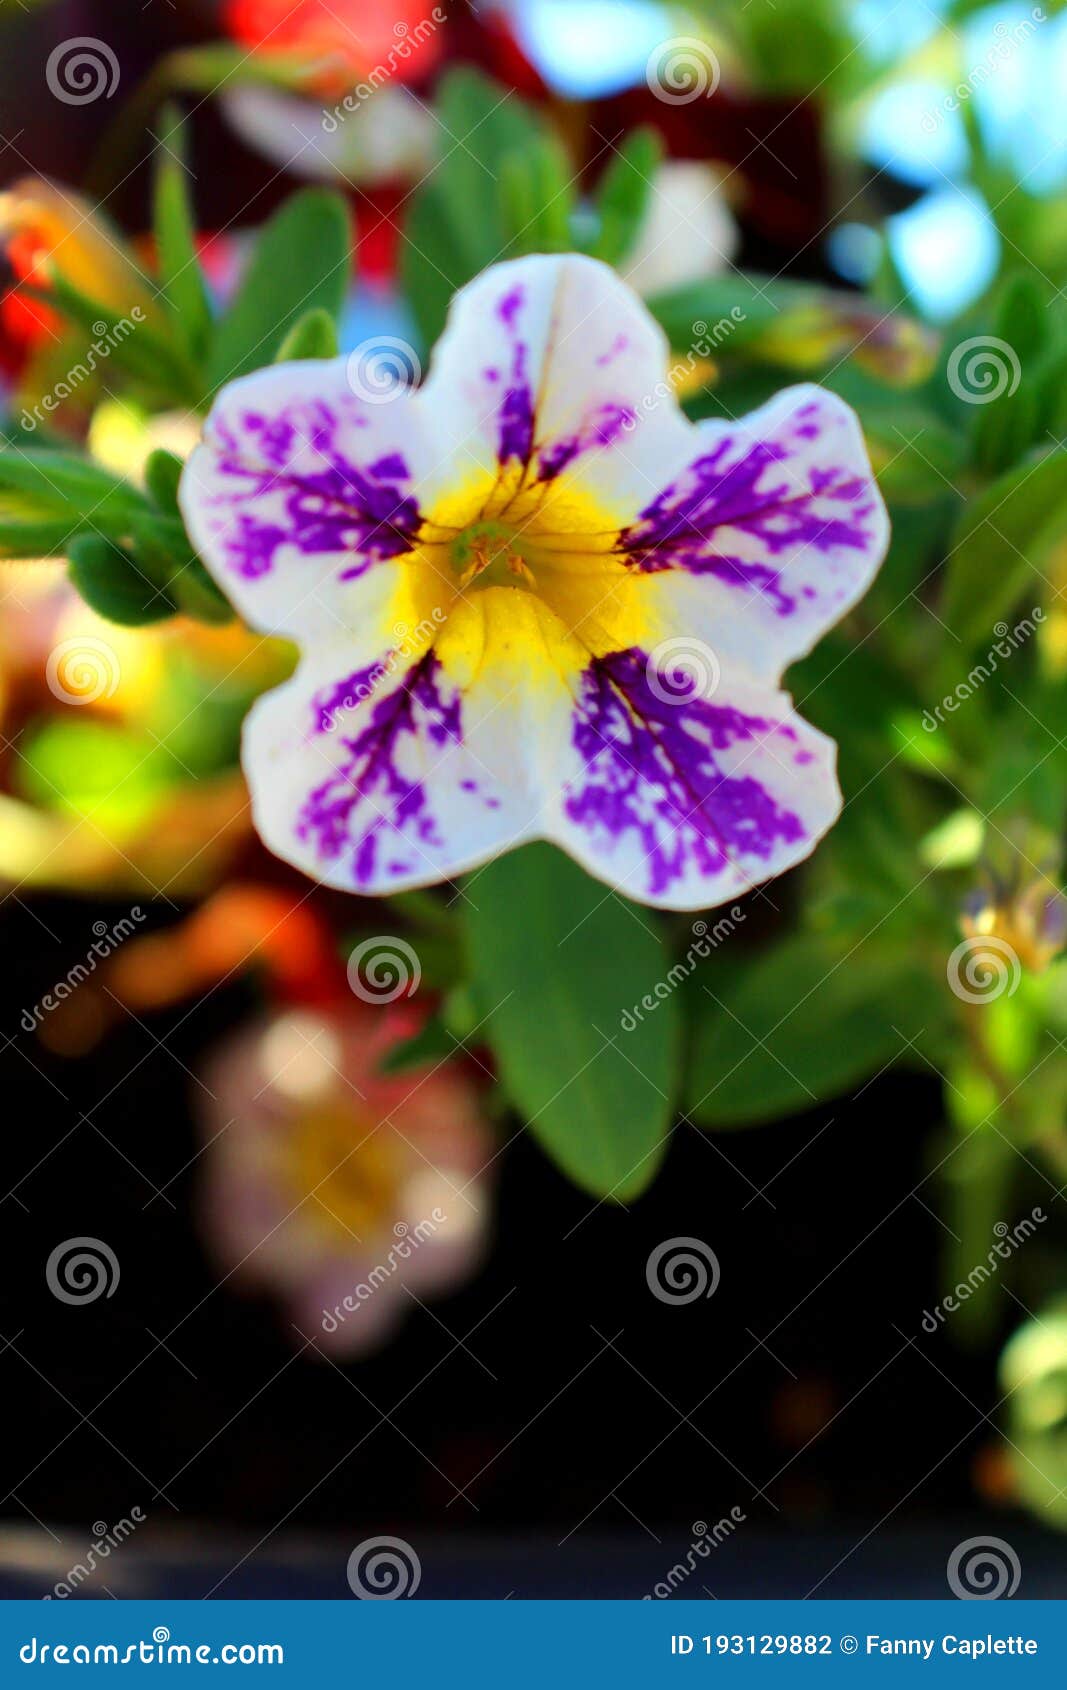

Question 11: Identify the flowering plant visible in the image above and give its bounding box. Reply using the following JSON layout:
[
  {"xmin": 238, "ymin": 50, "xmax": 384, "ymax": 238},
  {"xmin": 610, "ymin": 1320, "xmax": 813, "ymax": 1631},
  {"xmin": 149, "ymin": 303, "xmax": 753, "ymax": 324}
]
[{"xmin": 5, "ymin": 21, "xmax": 1067, "ymax": 1522}]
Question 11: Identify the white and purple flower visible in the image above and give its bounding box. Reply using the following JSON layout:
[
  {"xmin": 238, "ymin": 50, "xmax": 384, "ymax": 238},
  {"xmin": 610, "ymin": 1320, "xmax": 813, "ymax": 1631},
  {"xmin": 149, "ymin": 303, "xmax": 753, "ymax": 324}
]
[{"xmin": 179, "ymin": 253, "xmax": 889, "ymax": 910}]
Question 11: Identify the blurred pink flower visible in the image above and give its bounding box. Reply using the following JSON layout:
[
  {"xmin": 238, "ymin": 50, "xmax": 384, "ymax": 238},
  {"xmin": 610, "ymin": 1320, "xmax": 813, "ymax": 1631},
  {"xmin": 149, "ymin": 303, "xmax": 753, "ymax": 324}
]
[{"xmin": 198, "ymin": 1004, "xmax": 493, "ymax": 1357}]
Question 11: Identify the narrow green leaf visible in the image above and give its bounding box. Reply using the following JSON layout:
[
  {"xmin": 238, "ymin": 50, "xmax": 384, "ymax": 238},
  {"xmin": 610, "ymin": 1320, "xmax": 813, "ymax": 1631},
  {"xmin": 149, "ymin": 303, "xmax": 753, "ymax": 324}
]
[
  {"xmin": 143, "ymin": 448, "xmax": 184, "ymax": 516},
  {"xmin": 152, "ymin": 104, "xmax": 214, "ymax": 364},
  {"xmin": 942, "ymin": 448, "xmax": 1067, "ymax": 645},
  {"xmin": 586, "ymin": 126, "xmax": 663, "ymax": 265},
  {"xmin": 0, "ymin": 517, "xmax": 77, "ymax": 558},
  {"xmin": 466, "ymin": 844, "xmax": 678, "ymax": 1201},
  {"xmin": 206, "ymin": 189, "xmax": 352, "ymax": 391},
  {"xmin": 0, "ymin": 449, "xmax": 147, "ymax": 528},
  {"xmin": 275, "ymin": 307, "xmax": 341, "ymax": 362}
]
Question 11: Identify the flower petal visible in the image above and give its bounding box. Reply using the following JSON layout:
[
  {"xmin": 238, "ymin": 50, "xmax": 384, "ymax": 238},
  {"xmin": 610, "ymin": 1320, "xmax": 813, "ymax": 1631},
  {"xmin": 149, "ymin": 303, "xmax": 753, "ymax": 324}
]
[
  {"xmin": 421, "ymin": 252, "xmax": 691, "ymax": 506},
  {"xmin": 241, "ymin": 633, "xmax": 547, "ymax": 893},
  {"xmin": 543, "ymin": 646, "xmax": 840, "ymax": 910},
  {"xmin": 180, "ymin": 360, "xmax": 430, "ymax": 639},
  {"xmin": 620, "ymin": 384, "xmax": 889, "ymax": 678}
]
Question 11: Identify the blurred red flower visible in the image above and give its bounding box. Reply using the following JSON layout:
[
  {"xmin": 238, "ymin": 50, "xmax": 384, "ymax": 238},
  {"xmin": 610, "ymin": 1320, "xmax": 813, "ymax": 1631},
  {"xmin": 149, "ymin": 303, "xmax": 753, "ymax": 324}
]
[{"xmin": 224, "ymin": 0, "xmax": 445, "ymax": 90}]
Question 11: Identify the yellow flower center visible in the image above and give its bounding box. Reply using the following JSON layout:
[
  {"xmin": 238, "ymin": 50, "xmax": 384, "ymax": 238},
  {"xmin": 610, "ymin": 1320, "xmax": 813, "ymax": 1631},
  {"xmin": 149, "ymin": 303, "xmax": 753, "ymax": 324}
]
[
  {"xmin": 284, "ymin": 1103, "xmax": 403, "ymax": 1241},
  {"xmin": 385, "ymin": 471, "xmax": 665, "ymax": 689}
]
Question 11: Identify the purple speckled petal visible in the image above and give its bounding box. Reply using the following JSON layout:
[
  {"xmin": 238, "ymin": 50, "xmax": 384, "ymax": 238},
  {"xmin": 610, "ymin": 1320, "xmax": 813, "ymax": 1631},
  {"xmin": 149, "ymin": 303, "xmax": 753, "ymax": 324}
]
[
  {"xmin": 240, "ymin": 645, "xmax": 542, "ymax": 894},
  {"xmin": 180, "ymin": 361, "xmax": 429, "ymax": 639},
  {"xmin": 420, "ymin": 254, "xmax": 691, "ymax": 497},
  {"xmin": 621, "ymin": 385, "xmax": 889, "ymax": 679},
  {"xmin": 546, "ymin": 646, "xmax": 841, "ymax": 910}
]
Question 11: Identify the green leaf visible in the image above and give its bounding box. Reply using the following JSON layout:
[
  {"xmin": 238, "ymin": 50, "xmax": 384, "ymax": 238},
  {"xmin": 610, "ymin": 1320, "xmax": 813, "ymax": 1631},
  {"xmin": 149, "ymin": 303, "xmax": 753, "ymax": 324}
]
[
  {"xmin": 206, "ymin": 189, "xmax": 352, "ymax": 391},
  {"xmin": 0, "ymin": 449, "xmax": 146, "ymax": 529},
  {"xmin": 466, "ymin": 844, "xmax": 678, "ymax": 1200},
  {"xmin": 0, "ymin": 516, "xmax": 78, "ymax": 558},
  {"xmin": 143, "ymin": 448, "xmax": 184, "ymax": 516},
  {"xmin": 686, "ymin": 934, "xmax": 934, "ymax": 1128},
  {"xmin": 497, "ymin": 133, "xmax": 574, "ymax": 255},
  {"xmin": 942, "ymin": 448, "xmax": 1067, "ymax": 645},
  {"xmin": 401, "ymin": 68, "xmax": 543, "ymax": 345},
  {"xmin": 647, "ymin": 274, "xmax": 803, "ymax": 353},
  {"xmin": 585, "ymin": 127, "xmax": 663, "ymax": 266},
  {"xmin": 274, "ymin": 307, "xmax": 341, "ymax": 362},
  {"xmin": 28, "ymin": 274, "xmax": 199, "ymax": 403},
  {"xmin": 152, "ymin": 104, "xmax": 214, "ymax": 366},
  {"xmin": 127, "ymin": 512, "xmax": 233, "ymax": 624},
  {"xmin": 68, "ymin": 533, "xmax": 177, "ymax": 626}
]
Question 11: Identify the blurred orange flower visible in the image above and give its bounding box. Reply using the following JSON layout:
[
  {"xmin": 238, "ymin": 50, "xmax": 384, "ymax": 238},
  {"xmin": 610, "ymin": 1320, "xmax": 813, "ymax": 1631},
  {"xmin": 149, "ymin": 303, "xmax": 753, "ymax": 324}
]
[{"xmin": 0, "ymin": 178, "xmax": 159, "ymax": 354}]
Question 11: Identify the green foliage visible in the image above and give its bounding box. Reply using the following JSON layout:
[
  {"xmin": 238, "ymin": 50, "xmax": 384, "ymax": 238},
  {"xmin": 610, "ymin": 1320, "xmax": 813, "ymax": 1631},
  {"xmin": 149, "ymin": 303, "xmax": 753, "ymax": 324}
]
[
  {"xmin": 205, "ymin": 190, "xmax": 352, "ymax": 391},
  {"xmin": 942, "ymin": 451, "xmax": 1067, "ymax": 646},
  {"xmin": 274, "ymin": 308, "xmax": 342, "ymax": 363},
  {"xmin": 686, "ymin": 934, "xmax": 937, "ymax": 1128},
  {"xmin": 152, "ymin": 105, "xmax": 214, "ymax": 364},
  {"xmin": 401, "ymin": 68, "xmax": 547, "ymax": 345},
  {"xmin": 68, "ymin": 533, "xmax": 177, "ymax": 625},
  {"xmin": 465, "ymin": 845, "xmax": 679, "ymax": 1200},
  {"xmin": 583, "ymin": 128, "xmax": 664, "ymax": 266}
]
